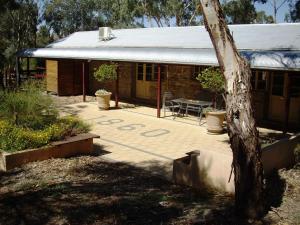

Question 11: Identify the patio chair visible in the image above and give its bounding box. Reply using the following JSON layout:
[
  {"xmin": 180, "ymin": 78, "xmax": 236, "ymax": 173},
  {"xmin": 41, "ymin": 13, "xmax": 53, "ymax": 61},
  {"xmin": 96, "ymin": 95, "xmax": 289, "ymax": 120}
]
[
  {"xmin": 163, "ymin": 92, "xmax": 181, "ymax": 118},
  {"xmin": 185, "ymin": 104, "xmax": 203, "ymax": 124}
]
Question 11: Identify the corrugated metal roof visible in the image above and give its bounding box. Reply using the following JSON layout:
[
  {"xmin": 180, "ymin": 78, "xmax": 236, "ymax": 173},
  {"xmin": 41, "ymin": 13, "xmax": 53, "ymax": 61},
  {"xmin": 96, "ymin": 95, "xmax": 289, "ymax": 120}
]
[
  {"xmin": 20, "ymin": 47, "xmax": 300, "ymax": 71},
  {"xmin": 19, "ymin": 23, "xmax": 300, "ymax": 70},
  {"xmin": 46, "ymin": 23, "xmax": 300, "ymax": 51}
]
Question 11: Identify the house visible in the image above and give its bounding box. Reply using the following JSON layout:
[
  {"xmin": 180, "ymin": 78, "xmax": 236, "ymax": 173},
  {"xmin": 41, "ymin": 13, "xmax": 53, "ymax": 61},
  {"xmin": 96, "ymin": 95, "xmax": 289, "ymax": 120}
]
[{"xmin": 19, "ymin": 23, "xmax": 300, "ymax": 129}]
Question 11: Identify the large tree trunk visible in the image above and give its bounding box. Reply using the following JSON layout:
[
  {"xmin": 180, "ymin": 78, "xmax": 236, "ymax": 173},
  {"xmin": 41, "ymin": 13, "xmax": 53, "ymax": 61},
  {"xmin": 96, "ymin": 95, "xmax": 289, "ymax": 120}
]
[{"xmin": 199, "ymin": 0, "xmax": 264, "ymax": 219}]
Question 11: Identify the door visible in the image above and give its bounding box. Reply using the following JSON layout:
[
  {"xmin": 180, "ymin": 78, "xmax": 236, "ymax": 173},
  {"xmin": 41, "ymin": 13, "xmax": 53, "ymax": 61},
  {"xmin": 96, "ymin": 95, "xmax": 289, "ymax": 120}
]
[
  {"xmin": 288, "ymin": 73, "xmax": 300, "ymax": 126},
  {"xmin": 268, "ymin": 72, "xmax": 287, "ymax": 123},
  {"xmin": 136, "ymin": 63, "xmax": 152, "ymax": 99}
]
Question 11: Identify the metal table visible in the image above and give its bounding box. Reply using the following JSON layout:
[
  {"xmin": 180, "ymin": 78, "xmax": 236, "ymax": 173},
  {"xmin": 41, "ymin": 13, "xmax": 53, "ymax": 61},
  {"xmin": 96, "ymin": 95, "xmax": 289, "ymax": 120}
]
[{"xmin": 171, "ymin": 98, "xmax": 213, "ymax": 122}]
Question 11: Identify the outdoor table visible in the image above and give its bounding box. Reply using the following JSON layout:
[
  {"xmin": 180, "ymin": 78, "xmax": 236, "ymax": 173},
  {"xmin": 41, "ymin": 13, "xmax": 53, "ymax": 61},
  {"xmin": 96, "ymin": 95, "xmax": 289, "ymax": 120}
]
[{"xmin": 171, "ymin": 98, "xmax": 213, "ymax": 119}]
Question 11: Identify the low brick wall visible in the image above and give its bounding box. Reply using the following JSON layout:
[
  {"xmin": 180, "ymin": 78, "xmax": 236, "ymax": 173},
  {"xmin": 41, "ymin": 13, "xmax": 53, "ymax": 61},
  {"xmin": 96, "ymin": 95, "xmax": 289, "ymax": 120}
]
[
  {"xmin": 0, "ymin": 133, "xmax": 99, "ymax": 171},
  {"xmin": 173, "ymin": 133, "xmax": 300, "ymax": 193},
  {"xmin": 262, "ymin": 133, "xmax": 300, "ymax": 174}
]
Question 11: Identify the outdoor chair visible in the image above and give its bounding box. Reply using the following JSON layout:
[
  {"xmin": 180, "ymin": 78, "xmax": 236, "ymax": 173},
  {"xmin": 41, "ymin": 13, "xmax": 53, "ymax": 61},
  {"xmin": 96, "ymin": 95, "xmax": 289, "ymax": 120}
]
[
  {"xmin": 163, "ymin": 92, "xmax": 181, "ymax": 118},
  {"xmin": 185, "ymin": 104, "xmax": 204, "ymax": 124}
]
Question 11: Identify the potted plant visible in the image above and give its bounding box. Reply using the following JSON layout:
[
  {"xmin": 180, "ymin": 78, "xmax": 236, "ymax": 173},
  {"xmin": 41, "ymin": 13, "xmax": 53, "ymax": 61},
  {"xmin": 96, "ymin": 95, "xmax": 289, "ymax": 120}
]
[
  {"xmin": 196, "ymin": 67, "xmax": 226, "ymax": 134},
  {"xmin": 93, "ymin": 63, "xmax": 117, "ymax": 110}
]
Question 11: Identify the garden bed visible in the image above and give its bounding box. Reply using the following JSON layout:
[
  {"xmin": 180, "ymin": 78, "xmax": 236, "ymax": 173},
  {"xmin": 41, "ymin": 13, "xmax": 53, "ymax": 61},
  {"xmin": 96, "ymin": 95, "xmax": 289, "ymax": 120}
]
[{"xmin": 0, "ymin": 133, "xmax": 99, "ymax": 171}]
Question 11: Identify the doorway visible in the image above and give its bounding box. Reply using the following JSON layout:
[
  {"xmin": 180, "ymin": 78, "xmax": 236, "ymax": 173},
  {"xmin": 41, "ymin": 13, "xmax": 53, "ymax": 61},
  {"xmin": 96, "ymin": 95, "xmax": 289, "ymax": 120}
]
[{"xmin": 268, "ymin": 71, "xmax": 287, "ymax": 123}]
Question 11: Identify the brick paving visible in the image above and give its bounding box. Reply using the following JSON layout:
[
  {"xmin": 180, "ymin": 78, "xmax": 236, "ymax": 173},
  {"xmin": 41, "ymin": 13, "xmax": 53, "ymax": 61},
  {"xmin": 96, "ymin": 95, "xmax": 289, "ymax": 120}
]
[{"xmin": 60, "ymin": 101, "xmax": 232, "ymax": 181}]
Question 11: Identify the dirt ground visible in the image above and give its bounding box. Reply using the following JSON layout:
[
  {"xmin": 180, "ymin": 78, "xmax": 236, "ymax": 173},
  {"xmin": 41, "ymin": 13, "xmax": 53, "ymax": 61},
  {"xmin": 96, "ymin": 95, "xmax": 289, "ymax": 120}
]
[
  {"xmin": 0, "ymin": 156, "xmax": 299, "ymax": 225},
  {"xmin": 0, "ymin": 156, "xmax": 235, "ymax": 225}
]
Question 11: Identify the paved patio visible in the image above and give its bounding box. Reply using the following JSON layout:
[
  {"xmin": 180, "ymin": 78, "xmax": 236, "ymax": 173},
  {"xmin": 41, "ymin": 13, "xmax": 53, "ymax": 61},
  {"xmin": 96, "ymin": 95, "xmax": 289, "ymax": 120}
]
[{"xmin": 59, "ymin": 100, "xmax": 236, "ymax": 191}]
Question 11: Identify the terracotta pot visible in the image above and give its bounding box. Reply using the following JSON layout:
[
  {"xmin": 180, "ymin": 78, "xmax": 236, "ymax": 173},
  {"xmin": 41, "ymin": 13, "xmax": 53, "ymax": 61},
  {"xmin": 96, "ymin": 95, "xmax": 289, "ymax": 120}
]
[
  {"xmin": 206, "ymin": 111, "xmax": 226, "ymax": 134},
  {"xmin": 95, "ymin": 93, "xmax": 111, "ymax": 110}
]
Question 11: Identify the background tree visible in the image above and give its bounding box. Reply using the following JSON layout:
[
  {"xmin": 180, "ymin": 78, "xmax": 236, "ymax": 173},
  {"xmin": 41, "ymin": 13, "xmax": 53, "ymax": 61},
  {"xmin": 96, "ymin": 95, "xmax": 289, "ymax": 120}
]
[
  {"xmin": 0, "ymin": 0, "xmax": 38, "ymax": 88},
  {"xmin": 255, "ymin": 10, "xmax": 275, "ymax": 23},
  {"xmin": 200, "ymin": 0, "xmax": 264, "ymax": 219},
  {"xmin": 287, "ymin": 0, "xmax": 300, "ymax": 21},
  {"xmin": 165, "ymin": 0, "xmax": 202, "ymax": 26},
  {"xmin": 222, "ymin": 0, "xmax": 268, "ymax": 24},
  {"xmin": 43, "ymin": 0, "xmax": 105, "ymax": 38}
]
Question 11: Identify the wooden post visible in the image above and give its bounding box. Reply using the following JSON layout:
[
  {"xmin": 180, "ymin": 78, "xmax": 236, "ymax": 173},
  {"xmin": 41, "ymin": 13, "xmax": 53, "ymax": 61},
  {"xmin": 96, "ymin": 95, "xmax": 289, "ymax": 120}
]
[
  {"xmin": 82, "ymin": 62, "xmax": 86, "ymax": 102},
  {"xmin": 16, "ymin": 57, "xmax": 20, "ymax": 87},
  {"xmin": 157, "ymin": 64, "xmax": 161, "ymax": 118},
  {"xmin": 27, "ymin": 57, "xmax": 30, "ymax": 78},
  {"xmin": 284, "ymin": 74, "xmax": 291, "ymax": 133},
  {"xmin": 115, "ymin": 65, "xmax": 119, "ymax": 108}
]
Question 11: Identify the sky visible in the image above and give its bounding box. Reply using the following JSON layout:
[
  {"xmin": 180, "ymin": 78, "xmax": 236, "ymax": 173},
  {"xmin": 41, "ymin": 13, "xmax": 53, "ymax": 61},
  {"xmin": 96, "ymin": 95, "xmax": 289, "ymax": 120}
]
[{"xmin": 255, "ymin": 1, "xmax": 290, "ymax": 23}]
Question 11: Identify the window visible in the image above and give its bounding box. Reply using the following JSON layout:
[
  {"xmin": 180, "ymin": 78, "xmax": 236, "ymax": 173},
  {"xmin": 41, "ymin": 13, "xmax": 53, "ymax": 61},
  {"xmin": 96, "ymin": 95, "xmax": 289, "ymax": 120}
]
[
  {"xmin": 290, "ymin": 74, "xmax": 300, "ymax": 97},
  {"xmin": 272, "ymin": 73, "xmax": 284, "ymax": 96},
  {"xmin": 137, "ymin": 63, "xmax": 166, "ymax": 81},
  {"xmin": 251, "ymin": 70, "xmax": 256, "ymax": 89},
  {"xmin": 145, "ymin": 64, "xmax": 152, "ymax": 81},
  {"xmin": 251, "ymin": 70, "xmax": 267, "ymax": 91},
  {"xmin": 137, "ymin": 63, "xmax": 143, "ymax": 80},
  {"xmin": 256, "ymin": 71, "xmax": 267, "ymax": 91}
]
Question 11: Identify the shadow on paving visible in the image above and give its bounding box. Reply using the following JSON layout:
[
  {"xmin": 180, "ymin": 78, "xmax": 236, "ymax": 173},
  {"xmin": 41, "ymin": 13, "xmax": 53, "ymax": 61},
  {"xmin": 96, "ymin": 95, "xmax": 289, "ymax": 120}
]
[{"xmin": 0, "ymin": 156, "xmax": 281, "ymax": 225}]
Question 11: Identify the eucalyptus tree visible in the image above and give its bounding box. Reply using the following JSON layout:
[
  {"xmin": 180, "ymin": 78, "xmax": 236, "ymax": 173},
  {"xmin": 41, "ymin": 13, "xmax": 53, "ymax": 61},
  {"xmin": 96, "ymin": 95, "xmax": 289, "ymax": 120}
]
[
  {"xmin": 288, "ymin": 0, "xmax": 300, "ymax": 21},
  {"xmin": 43, "ymin": 0, "xmax": 104, "ymax": 38},
  {"xmin": 165, "ymin": 0, "xmax": 202, "ymax": 26},
  {"xmin": 0, "ymin": 0, "xmax": 38, "ymax": 88},
  {"xmin": 200, "ymin": 0, "xmax": 264, "ymax": 219},
  {"xmin": 222, "ymin": 0, "xmax": 268, "ymax": 24}
]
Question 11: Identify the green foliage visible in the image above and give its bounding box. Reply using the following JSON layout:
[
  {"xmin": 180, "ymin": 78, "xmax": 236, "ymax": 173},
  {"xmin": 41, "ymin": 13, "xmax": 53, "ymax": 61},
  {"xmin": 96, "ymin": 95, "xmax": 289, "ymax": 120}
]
[
  {"xmin": 196, "ymin": 67, "xmax": 225, "ymax": 94},
  {"xmin": 0, "ymin": 81, "xmax": 57, "ymax": 129},
  {"xmin": 0, "ymin": 120, "xmax": 50, "ymax": 152},
  {"xmin": 93, "ymin": 64, "xmax": 118, "ymax": 82},
  {"xmin": 289, "ymin": 0, "xmax": 300, "ymax": 22},
  {"xmin": 256, "ymin": 11, "xmax": 274, "ymax": 23},
  {"xmin": 222, "ymin": 0, "xmax": 267, "ymax": 24},
  {"xmin": 48, "ymin": 116, "xmax": 91, "ymax": 141},
  {"xmin": 0, "ymin": 116, "xmax": 91, "ymax": 153},
  {"xmin": 0, "ymin": 0, "xmax": 38, "ymax": 72}
]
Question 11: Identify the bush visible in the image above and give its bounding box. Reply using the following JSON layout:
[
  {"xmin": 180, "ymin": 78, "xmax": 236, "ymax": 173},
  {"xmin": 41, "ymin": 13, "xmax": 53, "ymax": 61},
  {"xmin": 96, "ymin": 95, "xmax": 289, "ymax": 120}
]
[
  {"xmin": 0, "ymin": 81, "xmax": 91, "ymax": 152},
  {"xmin": 196, "ymin": 67, "xmax": 225, "ymax": 108},
  {"xmin": 0, "ymin": 120, "xmax": 50, "ymax": 152},
  {"xmin": 0, "ymin": 80, "xmax": 58, "ymax": 129},
  {"xmin": 0, "ymin": 116, "xmax": 91, "ymax": 153},
  {"xmin": 47, "ymin": 116, "xmax": 91, "ymax": 141},
  {"xmin": 93, "ymin": 64, "xmax": 117, "ymax": 82}
]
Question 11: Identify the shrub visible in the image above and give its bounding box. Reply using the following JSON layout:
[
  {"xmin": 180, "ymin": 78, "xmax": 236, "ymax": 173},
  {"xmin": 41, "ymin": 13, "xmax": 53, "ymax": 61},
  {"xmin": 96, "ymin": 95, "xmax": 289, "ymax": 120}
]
[
  {"xmin": 93, "ymin": 64, "xmax": 117, "ymax": 82},
  {"xmin": 0, "ymin": 116, "xmax": 91, "ymax": 153},
  {"xmin": 48, "ymin": 116, "xmax": 91, "ymax": 141},
  {"xmin": 196, "ymin": 67, "xmax": 225, "ymax": 108},
  {"xmin": 0, "ymin": 120, "xmax": 50, "ymax": 152},
  {"xmin": 0, "ymin": 80, "xmax": 58, "ymax": 129}
]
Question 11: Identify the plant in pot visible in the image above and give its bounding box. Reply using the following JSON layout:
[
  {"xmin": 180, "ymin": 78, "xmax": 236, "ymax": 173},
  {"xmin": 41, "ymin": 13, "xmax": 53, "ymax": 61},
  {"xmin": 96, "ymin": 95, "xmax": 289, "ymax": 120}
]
[
  {"xmin": 196, "ymin": 67, "xmax": 226, "ymax": 134},
  {"xmin": 93, "ymin": 63, "xmax": 117, "ymax": 110}
]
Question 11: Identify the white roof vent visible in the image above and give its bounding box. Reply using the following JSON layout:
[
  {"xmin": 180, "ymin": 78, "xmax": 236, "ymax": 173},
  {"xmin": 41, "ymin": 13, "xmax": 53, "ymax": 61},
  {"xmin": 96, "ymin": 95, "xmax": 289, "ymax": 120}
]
[{"xmin": 99, "ymin": 27, "xmax": 114, "ymax": 41}]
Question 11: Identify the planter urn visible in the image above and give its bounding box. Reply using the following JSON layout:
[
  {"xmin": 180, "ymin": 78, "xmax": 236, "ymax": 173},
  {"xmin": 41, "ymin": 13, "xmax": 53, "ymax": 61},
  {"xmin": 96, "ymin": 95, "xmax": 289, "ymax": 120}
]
[
  {"xmin": 206, "ymin": 111, "xmax": 226, "ymax": 134},
  {"xmin": 95, "ymin": 92, "xmax": 111, "ymax": 110}
]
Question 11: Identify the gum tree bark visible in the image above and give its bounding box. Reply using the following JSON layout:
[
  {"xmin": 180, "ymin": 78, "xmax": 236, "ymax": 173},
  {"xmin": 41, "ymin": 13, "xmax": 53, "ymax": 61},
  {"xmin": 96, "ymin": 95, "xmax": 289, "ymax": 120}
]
[{"xmin": 199, "ymin": 0, "xmax": 264, "ymax": 219}]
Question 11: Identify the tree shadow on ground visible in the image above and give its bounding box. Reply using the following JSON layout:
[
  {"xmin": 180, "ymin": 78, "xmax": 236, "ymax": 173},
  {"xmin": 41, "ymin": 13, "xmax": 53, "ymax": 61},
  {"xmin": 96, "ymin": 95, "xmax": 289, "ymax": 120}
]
[{"xmin": 0, "ymin": 157, "xmax": 237, "ymax": 225}]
